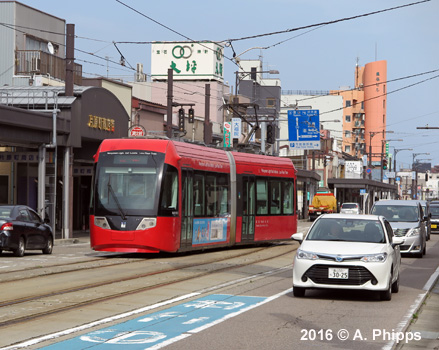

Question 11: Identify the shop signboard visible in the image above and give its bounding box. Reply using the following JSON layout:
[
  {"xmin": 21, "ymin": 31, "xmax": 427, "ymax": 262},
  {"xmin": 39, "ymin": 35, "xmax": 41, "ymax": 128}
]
[{"xmin": 151, "ymin": 42, "xmax": 224, "ymax": 82}]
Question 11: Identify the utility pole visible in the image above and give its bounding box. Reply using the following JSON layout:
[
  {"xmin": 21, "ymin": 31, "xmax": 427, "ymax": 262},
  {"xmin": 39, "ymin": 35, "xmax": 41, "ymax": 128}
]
[
  {"xmin": 204, "ymin": 84, "xmax": 211, "ymax": 144},
  {"xmin": 166, "ymin": 69, "xmax": 173, "ymax": 138},
  {"xmin": 65, "ymin": 24, "xmax": 75, "ymax": 97}
]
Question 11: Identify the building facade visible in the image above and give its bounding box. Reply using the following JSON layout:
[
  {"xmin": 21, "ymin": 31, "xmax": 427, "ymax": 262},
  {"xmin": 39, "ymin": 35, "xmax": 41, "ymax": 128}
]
[{"xmin": 331, "ymin": 60, "xmax": 388, "ymax": 173}]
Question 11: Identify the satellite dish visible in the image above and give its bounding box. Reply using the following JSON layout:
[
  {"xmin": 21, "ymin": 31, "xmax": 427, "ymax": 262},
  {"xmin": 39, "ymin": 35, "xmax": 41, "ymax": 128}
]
[{"xmin": 47, "ymin": 42, "xmax": 54, "ymax": 55}]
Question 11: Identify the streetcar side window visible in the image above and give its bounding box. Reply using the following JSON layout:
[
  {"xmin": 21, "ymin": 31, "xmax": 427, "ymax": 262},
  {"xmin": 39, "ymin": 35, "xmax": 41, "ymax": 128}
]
[
  {"xmin": 283, "ymin": 180, "xmax": 294, "ymax": 214},
  {"xmin": 270, "ymin": 180, "xmax": 282, "ymax": 215},
  {"xmin": 255, "ymin": 178, "xmax": 295, "ymax": 216},
  {"xmin": 218, "ymin": 175, "xmax": 229, "ymax": 216},
  {"xmin": 194, "ymin": 174, "xmax": 205, "ymax": 216},
  {"xmin": 256, "ymin": 179, "xmax": 268, "ymax": 215},
  {"xmin": 206, "ymin": 175, "xmax": 217, "ymax": 217},
  {"xmin": 159, "ymin": 165, "xmax": 178, "ymax": 215}
]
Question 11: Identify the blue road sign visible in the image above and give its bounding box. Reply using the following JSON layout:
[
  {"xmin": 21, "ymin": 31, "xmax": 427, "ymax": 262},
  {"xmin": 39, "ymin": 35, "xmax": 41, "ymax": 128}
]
[
  {"xmin": 42, "ymin": 294, "xmax": 268, "ymax": 349},
  {"xmin": 287, "ymin": 110, "xmax": 320, "ymax": 150}
]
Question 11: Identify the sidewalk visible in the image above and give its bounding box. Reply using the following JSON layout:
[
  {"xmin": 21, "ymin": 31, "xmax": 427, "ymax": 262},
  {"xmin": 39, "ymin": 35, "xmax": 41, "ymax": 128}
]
[
  {"xmin": 54, "ymin": 229, "xmax": 90, "ymax": 245},
  {"xmin": 397, "ymin": 270, "xmax": 439, "ymax": 349}
]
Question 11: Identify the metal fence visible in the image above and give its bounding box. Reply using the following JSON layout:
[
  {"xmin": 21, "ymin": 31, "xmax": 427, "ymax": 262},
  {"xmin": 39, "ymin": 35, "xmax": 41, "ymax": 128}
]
[{"xmin": 15, "ymin": 50, "xmax": 82, "ymax": 85}]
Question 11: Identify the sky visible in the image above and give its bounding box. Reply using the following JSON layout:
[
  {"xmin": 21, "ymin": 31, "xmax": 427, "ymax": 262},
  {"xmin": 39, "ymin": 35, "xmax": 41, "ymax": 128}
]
[{"xmin": 12, "ymin": 0, "xmax": 439, "ymax": 169}]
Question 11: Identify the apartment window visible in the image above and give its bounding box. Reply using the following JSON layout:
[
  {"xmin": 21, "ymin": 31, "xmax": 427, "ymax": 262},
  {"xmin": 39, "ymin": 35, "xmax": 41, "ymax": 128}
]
[
  {"xmin": 346, "ymin": 100, "xmax": 351, "ymax": 107},
  {"xmin": 345, "ymin": 145, "xmax": 351, "ymax": 153},
  {"xmin": 266, "ymin": 98, "xmax": 276, "ymax": 107},
  {"xmin": 345, "ymin": 115, "xmax": 351, "ymax": 122},
  {"xmin": 344, "ymin": 130, "xmax": 351, "ymax": 138}
]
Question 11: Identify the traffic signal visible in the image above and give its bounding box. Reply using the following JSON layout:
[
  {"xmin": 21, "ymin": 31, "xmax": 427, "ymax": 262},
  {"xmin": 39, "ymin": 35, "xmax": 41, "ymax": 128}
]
[
  {"xmin": 178, "ymin": 108, "xmax": 185, "ymax": 132},
  {"xmin": 266, "ymin": 123, "xmax": 274, "ymax": 144},
  {"xmin": 383, "ymin": 158, "xmax": 388, "ymax": 170},
  {"xmin": 188, "ymin": 108, "xmax": 194, "ymax": 123}
]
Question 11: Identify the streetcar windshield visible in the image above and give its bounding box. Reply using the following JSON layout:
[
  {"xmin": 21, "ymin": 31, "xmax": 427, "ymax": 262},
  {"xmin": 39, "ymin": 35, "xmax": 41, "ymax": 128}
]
[{"xmin": 93, "ymin": 151, "xmax": 165, "ymax": 216}]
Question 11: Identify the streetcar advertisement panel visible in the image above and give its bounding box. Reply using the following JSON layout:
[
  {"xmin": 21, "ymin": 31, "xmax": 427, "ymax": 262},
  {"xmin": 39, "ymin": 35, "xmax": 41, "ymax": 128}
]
[{"xmin": 192, "ymin": 218, "xmax": 228, "ymax": 245}]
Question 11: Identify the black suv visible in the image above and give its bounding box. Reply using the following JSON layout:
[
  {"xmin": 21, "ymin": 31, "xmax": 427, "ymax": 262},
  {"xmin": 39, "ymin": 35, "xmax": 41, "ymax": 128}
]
[{"xmin": 430, "ymin": 203, "xmax": 439, "ymax": 234}]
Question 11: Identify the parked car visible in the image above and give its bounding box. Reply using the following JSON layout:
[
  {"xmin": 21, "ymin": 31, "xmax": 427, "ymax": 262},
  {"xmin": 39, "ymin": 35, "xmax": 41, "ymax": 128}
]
[
  {"xmin": 291, "ymin": 213, "xmax": 403, "ymax": 300},
  {"xmin": 370, "ymin": 200, "xmax": 426, "ymax": 258},
  {"xmin": 418, "ymin": 200, "xmax": 431, "ymax": 241},
  {"xmin": 0, "ymin": 205, "xmax": 53, "ymax": 257},
  {"xmin": 430, "ymin": 203, "xmax": 439, "ymax": 234},
  {"xmin": 340, "ymin": 202, "xmax": 361, "ymax": 214}
]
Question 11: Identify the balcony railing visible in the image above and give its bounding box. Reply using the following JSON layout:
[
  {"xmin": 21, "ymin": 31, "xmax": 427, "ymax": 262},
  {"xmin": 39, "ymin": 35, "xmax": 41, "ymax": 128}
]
[{"xmin": 15, "ymin": 50, "xmax": 82, "ymax": 85}]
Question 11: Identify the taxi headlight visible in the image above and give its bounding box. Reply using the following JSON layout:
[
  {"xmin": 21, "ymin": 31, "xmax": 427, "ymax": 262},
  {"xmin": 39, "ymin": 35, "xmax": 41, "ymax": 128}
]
[
  {"xmin": 296, "ymin": 249, "xmax": 319, "ymax": 260},
  {"xmin": 360, "ymin": 252, "xmax": 387, "ymax": 263}
]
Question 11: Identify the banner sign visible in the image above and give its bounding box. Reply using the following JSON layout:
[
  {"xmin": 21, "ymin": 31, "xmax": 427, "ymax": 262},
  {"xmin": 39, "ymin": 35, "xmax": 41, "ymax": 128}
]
[
  {"xmin": 223, "ymin": 122, "xmax": 232, "ymax": 147},
  {"xmin": 231, "ymin": 118, "xmax": 241, "ymax": 139}
]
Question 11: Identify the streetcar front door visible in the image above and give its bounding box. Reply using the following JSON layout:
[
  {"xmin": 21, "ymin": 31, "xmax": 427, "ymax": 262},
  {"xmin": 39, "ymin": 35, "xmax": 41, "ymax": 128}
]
[
  {"xmin": 242, "ymin": 176, "xmax": 255, "ymax": 241},
  {"xmin": 181, "ymin": 169, "xmax": 193, "ymax": 248}
]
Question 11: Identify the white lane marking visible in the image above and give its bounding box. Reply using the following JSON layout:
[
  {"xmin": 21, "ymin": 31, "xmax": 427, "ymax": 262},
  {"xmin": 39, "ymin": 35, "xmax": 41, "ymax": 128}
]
[
  {"xmin": 382, "ymin": 292, "xmax": 426, "ymax": 350},
  {"xmin": 0, "ymin": 265, "xmax": 292, "ymax": 349},
  {"xmin": 0, "ymin": 293, "xmax": 200, "ymax": 350},
  {"xmin": 382, "ymin": 266, "xmax": 439, "ymax": 350},
  {"xmin": 423, "ymin": 266, "xmax": 439, "ymax": 291},
  {"xmin": 147, "ymin": 288, "xmax": 294, "ymax": 350}
]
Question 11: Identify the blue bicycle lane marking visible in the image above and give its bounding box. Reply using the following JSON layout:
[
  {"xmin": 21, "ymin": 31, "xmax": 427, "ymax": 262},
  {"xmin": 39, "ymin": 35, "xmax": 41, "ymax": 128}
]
[{"xmin": 40, "ymin": 294, "xmax": 267, "ymax": 349}]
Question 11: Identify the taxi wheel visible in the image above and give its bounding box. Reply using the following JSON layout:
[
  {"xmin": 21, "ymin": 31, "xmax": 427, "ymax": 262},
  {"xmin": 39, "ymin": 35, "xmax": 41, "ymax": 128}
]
[
  {"xmin": 391, "ymin": 272, "xmax": 400, "ymax": 293},
  {"xmin": 380, "ymin": 276, "xmax": 392, "ymax": 301},
  {"xmin": 293, "ymin": 286, "xmax": 306, "ymax": 297}
]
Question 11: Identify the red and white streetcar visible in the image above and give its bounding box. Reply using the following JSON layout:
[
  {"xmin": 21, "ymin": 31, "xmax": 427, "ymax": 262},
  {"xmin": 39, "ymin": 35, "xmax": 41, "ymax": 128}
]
[{"xmin": 89, "ymin": 138, "xmax": 297, "ymax": 253}]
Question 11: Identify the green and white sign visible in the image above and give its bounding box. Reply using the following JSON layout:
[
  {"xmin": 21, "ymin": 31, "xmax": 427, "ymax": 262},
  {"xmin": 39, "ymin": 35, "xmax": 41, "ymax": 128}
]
[{"xmin": 151, "ymin": 42, "xmax": 224, "ymax": 82}]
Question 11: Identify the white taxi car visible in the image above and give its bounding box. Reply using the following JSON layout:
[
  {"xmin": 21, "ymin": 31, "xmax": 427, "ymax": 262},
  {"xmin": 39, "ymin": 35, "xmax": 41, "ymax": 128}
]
[{"xmin": 291, "ymin": 214, "xmax": 403, "ymax": 301}]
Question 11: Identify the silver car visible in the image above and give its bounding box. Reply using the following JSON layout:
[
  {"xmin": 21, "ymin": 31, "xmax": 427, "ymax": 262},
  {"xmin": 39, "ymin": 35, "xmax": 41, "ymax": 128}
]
[
  {"xmin": 340, "ymin": 202, "xmax": 361, "ymax": 214},
  {"xmin": 371, "ymin": 200, "xmax": 426, "ymax": 258}
]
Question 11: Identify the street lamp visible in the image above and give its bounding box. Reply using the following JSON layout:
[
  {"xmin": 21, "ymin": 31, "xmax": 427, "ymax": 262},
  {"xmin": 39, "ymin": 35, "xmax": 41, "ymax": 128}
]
[
  {"xmin": 412, "ymin": 152, "xmax": 430, "ymax": 199},
  {"xmin": 393, "ymin": 148, "xmax": 413, "ymax": 172}
]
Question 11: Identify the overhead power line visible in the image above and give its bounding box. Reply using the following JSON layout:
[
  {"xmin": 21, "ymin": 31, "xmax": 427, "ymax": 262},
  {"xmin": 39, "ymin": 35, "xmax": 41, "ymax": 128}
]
[
  {"xmin": 320, "ymin": 73, "xmax": 439, "ymax": 116},
  {"xmin": 225, "ymin": 0, "xmax": 431, "ymax": 42}
]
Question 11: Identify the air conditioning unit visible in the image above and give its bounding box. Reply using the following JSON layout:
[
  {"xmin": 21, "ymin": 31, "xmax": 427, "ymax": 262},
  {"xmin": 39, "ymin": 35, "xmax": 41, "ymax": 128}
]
[
  {"xmin": 30, "ymin": 57, "xmax": 40, "ymax": 72},
  {"xmin": 135, "ymin": 63, "xmax": 147, "ymax": 82},
  {"xmin": 212, "ymin": 122, "xmax": 221, "ymax": 135}
]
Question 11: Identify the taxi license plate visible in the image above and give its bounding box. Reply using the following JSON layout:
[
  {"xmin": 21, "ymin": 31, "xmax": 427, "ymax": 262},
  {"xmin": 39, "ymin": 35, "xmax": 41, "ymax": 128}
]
[
  {"xmin": 328, "ymin": 268, "xmax": 349, "ymax": 279},
  {"xmin": 432, "ymin": 224, "xmax": 437, "ymax": 229}
]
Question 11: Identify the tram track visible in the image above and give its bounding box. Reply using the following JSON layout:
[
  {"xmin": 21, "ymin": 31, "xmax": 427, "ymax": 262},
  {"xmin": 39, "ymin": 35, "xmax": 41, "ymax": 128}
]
[
  {"xmin": 0, "ymin": 243, "xmax": 298, "ymax": 330},
  {"xmin": 0, "ymin": 244, "xmax": 278, "ymax": 285}
]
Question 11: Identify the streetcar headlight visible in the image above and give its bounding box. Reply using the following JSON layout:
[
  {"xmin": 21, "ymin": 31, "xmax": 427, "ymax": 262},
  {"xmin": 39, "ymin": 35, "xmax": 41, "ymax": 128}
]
[
  {"xmin": 94, "ymin": 217, "xmax": 110, "ymax": 230},
  {"xmin": 136, "ymin": 218, "xmax": 157, "ymax": 230}
]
